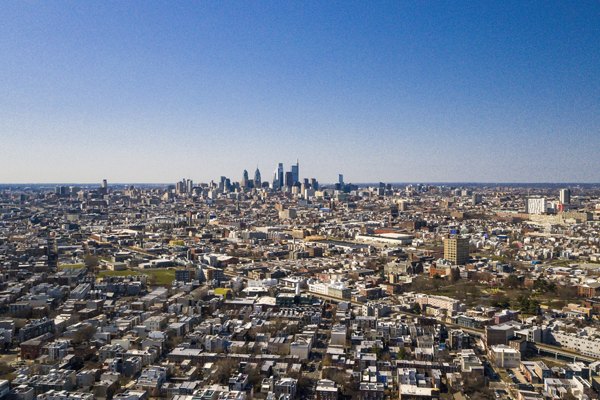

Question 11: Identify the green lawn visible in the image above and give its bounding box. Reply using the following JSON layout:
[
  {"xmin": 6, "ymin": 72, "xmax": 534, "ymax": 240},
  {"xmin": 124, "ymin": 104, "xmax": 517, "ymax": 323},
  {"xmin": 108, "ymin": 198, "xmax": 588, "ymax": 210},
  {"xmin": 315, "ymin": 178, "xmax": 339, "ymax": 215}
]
[{"xmin": 98, "ymin": 268, "xmax": 176, "ymax": 286}]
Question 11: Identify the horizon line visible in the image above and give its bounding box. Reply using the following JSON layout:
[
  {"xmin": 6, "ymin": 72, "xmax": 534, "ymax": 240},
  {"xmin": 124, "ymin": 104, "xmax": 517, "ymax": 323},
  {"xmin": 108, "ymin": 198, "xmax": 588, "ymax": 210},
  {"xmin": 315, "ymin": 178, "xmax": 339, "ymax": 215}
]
[{"xmin": 1, "ymin": 181, "xmax": 599, "ymax": 186}]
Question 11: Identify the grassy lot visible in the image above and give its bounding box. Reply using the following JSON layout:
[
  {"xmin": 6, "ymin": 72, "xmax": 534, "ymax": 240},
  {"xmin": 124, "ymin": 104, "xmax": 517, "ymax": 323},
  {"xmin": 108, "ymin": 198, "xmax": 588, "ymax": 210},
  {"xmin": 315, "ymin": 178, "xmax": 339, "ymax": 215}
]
[
  {"xmin": 58, "ymin": 263, "xmax": 85, "ymax": 269},
  {"xmin": 409, "ymin": 276, "xmax": 493, "ymax": 307},
  {"xmin": 409, "ymin": 273, "xmax": 580, "ymax": 311},
  {"xmin": 98, "ymin": 268, "xmax": 176, "ymax": 286}
]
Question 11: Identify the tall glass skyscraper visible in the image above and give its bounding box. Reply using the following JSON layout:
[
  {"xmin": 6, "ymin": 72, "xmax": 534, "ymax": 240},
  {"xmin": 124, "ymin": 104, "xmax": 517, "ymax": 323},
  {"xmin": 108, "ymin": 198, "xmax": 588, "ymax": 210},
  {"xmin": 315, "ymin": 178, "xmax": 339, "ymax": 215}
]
[
  {"xmin": 291, "ymin": 160, "xmax": 299, "ymax": 185},
  {"xmin": 277, "ymin": 163, "xmax": 284, "ymax": 188}
]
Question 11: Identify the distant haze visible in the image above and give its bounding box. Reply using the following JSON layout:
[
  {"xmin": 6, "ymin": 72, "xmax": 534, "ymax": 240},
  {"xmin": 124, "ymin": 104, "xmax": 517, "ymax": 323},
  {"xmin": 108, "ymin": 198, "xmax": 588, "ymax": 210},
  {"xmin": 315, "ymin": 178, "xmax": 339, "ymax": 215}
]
[{"xmin": 1, "ymin": 2, "xmax": 599, "ymax": 183}]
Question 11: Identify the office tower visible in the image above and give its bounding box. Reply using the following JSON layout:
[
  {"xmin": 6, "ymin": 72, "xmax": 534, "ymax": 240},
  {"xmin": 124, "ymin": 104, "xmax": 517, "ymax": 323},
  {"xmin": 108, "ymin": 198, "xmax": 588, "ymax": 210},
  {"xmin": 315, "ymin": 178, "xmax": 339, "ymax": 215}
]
[
  {"xmin": 186, "ymin": 179, "xmax": 193, "ymax": 193},
  {"xmin": 241, "ymin": 169, "xmax": 250, "ymax": 188},
  {"xmin": 311, "ymin": 178, "xmax": 319, "ymax": 190},
  {"xmin": 559, "ymin": 188, "xmax": 571, "ymax": 205},
  {"xmin": 291, "ymin": 160, "xmax": 299, "ymax": 185},
  {"xmin": 472, "ymin": 193, "xmax": 482, "ymax": 205},
  {"xmin": 277, "ymin": 163, "xmax": 284, "ymax": 188},
  {"xmin": 99, "ymin": 179, "xmax": 108, "ymax": 195},
  {"xmin": 272, "ymin": 171, "xmax": 279, "ymax": 189},
  {"xmin": 254, "ymin": 168, "xmax": 261, "ymax": 187},
  {"xmin": 176, "ymin": 180, "xmax": 187, "ymax": 194},
  {"xmin": 285, "ymin": 171, "xmax": 294, "ymax": 188},
  {"xmin": 338, "ymin": 174, "xmax": 344, "ymax": 185},
  {"xmin": 55, "ymin": 186, "xmax": 68, "ymax": 196},
  {"xmin": 526, "ymin": 197, "xmax": 546, "ymax": 215},
  {"xmin": 444, "ymin": 236, "xmax": 470, "ymax": 265}
]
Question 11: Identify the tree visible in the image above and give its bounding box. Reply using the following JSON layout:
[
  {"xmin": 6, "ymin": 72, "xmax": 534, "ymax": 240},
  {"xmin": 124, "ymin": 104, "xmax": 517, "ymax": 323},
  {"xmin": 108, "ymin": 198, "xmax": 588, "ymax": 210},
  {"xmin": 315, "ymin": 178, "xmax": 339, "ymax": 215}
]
[
  {"xmin": 514, "ymin": 295, "xmax": 539, "ymax": 315},
  {"xmin": 371, "ymin": 344, "xmax": 382, "ymax": 357},
  {"xmin": 450, "ymin": 267, "xmax": 461, "ymax": 282},
  {"xmin": 504, "ymin": 274, "xmax": 521, "ymax": 289},
  {"xmin": 490, "ymin": 293, "xmax": 510, "ymax": 309},
  {"xmin": 246, "ymin": 366, "xmax": 262, "ymax": 391},
  {"xmin": 533, "ymin": 279, "xmax": 555, "ymax": 293},
  {"xmin": 296, "ymin": 376, "xmax": 314, "ymax": 399},
  {"xmin": 73, "ymin": 324, "xmax": 96, "ymax": 345},
  {"xmin": 84, "ymin": 254, "xmax": 99, "ymax": 269},
  {"xmin": 411, "ymin": 303, "xmax": 422, "ymax": 315},
  {"xmin": 398, "ymin": 347, "xmax": 407, "ymax": 360},
  {"xmin": 211, "ymin": 358, "xmax": 238, "ymax": 384}
]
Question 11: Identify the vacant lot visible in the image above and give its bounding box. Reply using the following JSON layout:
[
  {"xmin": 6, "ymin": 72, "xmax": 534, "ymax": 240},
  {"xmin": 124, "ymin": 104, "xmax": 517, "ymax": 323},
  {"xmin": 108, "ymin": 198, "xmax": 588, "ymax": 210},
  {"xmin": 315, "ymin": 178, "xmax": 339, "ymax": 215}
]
[{"xmin": 98, "ymin": 268, "xmax": 176, "ymax": 286}]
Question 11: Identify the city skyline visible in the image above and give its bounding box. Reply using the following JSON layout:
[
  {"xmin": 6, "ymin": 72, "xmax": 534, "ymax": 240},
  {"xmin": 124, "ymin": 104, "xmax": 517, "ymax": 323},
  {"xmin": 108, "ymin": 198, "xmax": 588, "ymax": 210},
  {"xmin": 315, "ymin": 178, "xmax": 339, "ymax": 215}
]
[{"xmin": 1, "ymin": 2, "xmax": 600, "ymax": 183}]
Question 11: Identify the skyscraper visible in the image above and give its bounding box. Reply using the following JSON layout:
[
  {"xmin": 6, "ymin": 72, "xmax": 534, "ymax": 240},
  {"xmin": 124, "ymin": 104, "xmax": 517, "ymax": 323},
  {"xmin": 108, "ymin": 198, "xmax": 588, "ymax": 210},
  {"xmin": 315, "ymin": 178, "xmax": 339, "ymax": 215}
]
[
  {"xmin": 311, "ymin": 178, "xmax": 319, "ymax": 190},
  {"xmin": 559, "ymin": 188, "xmax": 571, "ymax": 205},
  {"xmin": 100, "ymin": 179, "xmax": 108, "ymax": 195},
  {"xmin": 277, "ymin": 163, "xmax": 284, "ymax": 188},
  {"xmin": 291, "ymin": 160, "xmax": 299, "ymax": 185},
  {"xmin": 241, "ymin": 169, "xmax": 250, "ymax": 188},
  {"xmin": 254, "ymin": 167, "xmax": 261, "ymax": 187},
  {"xmin": 285, "ymin": 171, "xmax": 293, "ymax": 188}
]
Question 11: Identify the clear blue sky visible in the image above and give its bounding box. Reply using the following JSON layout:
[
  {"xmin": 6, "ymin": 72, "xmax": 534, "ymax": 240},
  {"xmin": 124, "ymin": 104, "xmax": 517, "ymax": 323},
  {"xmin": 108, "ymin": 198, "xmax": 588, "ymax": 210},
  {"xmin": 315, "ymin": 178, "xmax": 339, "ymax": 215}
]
[{"xmin": 1, "ymin": 1, "xmax": 599, "ymax": 183}]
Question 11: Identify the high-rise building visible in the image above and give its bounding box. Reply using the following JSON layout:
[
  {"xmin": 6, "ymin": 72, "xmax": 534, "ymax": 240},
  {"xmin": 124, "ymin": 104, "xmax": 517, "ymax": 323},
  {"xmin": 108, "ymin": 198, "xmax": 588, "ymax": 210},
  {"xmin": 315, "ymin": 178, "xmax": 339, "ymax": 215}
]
[
  {"xmin": 311, "ymin": 178, "xmax": 319, "ymax": 190},
  {"xmin": 55, "ymin": 186, "xmax": 68, "ymax": 196},
  {"xmin": 277, "ymin": 163, "xmax": 284, "ymax": 188},
  {"xmin": 254, "ymin": 168, "xmax": 261, "ymax": 187},
  {"xmin": 291, "ymin": 160, "xmax": 299, "ymax": 185},
  {"xmin": 559, "ymin": 188, "xmax": 571, "ymax": 205},
  {"xmin": 284, "ymin": 171, "xmax": 294, "ymax": 188},
  {"xmin": 99, "ymin": 179, "xmax": 108, "ymax": 195},
  {"xmin": 338, "ymin": 174, "xmax": 344, "ymax": 185},
  {"xmin": 176, "ymin": 180, "xmax": 187, "ymax": 194},
  {"xmin": 241, "ymin": 169, "xmax": 250, "ymax": 188},
  {"xmin": 444, "ymin": 237, "xmax": 470, "ymax": 265},
  {"xmin": 526, "ymin": 197, "xmax": 546, "ymax": 214}
]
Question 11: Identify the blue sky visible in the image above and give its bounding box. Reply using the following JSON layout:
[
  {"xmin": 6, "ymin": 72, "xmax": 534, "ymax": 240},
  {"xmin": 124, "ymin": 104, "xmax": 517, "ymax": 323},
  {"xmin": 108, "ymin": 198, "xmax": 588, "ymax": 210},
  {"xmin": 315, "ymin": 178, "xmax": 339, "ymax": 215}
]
[{"xmin": 1, "ymin": 1, "xmax": 599, "ymax": 183}]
